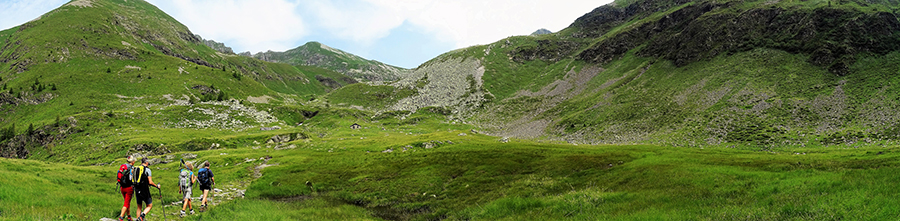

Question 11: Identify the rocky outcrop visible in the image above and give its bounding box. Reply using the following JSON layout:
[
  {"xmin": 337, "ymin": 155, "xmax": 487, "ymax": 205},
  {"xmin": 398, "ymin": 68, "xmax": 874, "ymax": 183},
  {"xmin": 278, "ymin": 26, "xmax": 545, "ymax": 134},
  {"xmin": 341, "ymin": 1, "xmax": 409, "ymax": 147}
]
[
  {"xmin": 195, "ymin": 34, "xmax": 235, "ymax": 54},
  {"xmin": 386, "ymin": 57, "xmax": 491, "ymax": 115},
  {"xmin": 577, "ymin": 1, "xmax": 900, "ymax": 75},
  {"xmin": 1, "ymin": 117, "xmax": 80, "ymax": 159}
]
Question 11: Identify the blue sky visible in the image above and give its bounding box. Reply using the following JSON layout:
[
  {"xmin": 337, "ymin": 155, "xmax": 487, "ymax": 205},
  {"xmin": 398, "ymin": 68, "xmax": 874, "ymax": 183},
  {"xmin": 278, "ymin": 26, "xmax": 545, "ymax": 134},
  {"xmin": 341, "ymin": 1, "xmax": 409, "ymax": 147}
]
[{"xmin": 0, "ymin": 0, "xmax": 612, "ymax": 68}]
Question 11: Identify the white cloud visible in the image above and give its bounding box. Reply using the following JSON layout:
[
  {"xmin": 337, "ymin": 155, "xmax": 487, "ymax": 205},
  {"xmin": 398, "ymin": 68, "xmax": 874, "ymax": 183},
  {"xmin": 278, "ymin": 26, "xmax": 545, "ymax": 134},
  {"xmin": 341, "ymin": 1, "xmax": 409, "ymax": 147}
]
[
  {"xmin": 310, "ymin": 0, "xmax": 611, "ymax": 49},
  {"xmin": 0, "ymin": 0, "xmax": 68, "ymax": 31},
  {"xmin": 146, "ymin": 0, "xmax": 307, "ymax": 53}
]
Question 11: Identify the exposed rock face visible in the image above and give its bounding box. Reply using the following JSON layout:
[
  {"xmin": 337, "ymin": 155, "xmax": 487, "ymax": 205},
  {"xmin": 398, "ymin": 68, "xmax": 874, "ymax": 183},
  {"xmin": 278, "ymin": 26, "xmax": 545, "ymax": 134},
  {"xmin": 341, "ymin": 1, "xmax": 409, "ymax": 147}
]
[
  {"xmin": 195, "ymin": 34, "xmax": 235, "ymax": 54},
  {"xmin": 576, "ymin": 1, "xmax": 900, "ymax": 75},
  {"xmin": 1, "ymin": 117, "xmax": 80, "ymax": 159},
  {"xmin": 386, "ymin": 57, "xmax": 491, "ymax": 115}
]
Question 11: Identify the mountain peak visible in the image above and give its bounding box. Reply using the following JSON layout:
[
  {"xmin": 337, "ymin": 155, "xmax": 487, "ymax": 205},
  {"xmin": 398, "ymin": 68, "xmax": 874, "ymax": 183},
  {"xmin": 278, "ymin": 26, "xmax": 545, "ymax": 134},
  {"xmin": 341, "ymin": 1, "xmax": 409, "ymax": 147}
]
[
  {"xmin": 531, "ymin": 28, "xmax": 552, "ymax": 36},
  {"xmin": 246, "ymin": 41, "xmax": 410, "ymax": 81}
]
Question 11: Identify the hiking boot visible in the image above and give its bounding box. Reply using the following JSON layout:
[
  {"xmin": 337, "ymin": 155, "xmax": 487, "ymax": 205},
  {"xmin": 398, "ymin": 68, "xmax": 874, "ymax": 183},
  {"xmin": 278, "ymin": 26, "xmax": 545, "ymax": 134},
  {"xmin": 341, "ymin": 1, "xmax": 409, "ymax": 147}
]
[
  {"xmin": 118, "ymin": 217, "xmax": 124, "ymax": 221},
  {"xmin": 126, "ymin": 215, "xmax": 133, "ymax": 221},
  {"xmin": 180, "ymin": 210, "xmax": 186, "ymax": 217},
  {"xmin": 190, "ymin": 209, "xmax": 195, "ymax": 215},
  {"xmin": 138, "ymin": 213, "xmax": 145, "ymax": 221}
]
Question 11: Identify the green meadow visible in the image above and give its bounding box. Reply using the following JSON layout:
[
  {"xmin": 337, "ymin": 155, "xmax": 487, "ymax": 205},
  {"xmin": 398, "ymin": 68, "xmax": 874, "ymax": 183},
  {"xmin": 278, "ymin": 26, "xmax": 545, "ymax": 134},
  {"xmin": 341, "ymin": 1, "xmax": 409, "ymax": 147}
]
[{"xmin": 3, "ymin": 109, "xmax": 900, "ymax": 220}]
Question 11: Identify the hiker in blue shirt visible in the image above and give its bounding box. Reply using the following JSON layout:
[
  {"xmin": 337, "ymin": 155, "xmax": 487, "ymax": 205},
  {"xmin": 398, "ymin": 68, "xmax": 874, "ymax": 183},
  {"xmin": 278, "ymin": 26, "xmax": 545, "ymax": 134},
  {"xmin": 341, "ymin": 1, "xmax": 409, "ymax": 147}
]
[{"xmin": 198, "ymin": 161, "xmax": 216, "ymax": 209}]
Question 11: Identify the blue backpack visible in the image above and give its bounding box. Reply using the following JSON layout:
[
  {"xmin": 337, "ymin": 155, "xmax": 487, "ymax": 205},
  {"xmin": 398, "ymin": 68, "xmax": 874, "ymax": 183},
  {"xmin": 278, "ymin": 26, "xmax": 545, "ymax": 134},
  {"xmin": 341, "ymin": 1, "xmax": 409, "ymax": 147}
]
[{"xmin": 198, "ymin": 168, "xmax": 211, "ymax": 186}]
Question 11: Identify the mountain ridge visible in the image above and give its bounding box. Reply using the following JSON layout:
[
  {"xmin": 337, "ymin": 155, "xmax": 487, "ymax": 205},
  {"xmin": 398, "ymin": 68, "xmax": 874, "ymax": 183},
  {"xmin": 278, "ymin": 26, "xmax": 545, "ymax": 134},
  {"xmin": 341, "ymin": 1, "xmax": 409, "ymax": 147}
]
[{"xmin": 244, "ymin": 41, "xmax": 410, "ymax": 82}]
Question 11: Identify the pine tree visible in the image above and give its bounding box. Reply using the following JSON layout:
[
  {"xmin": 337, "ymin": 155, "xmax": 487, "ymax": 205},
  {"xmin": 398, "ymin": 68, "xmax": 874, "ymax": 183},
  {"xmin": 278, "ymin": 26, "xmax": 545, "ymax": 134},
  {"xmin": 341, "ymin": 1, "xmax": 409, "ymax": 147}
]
[
  {"xmin": 217, "ymin": 91, "xmax": 226, "ymax": 101},
  {"xmin": 51, "ymin": 84, "xmax": 57, "ymax": 91},
  {"xmin": 55, "ymin": 116, "xmax": 61, "ymax": 127},
  {"xmin": 2, "ymin": 125, "xmax": 14, "ymax": 141},
  {"xmin": 107, "ymin": 67, "xmax": 111, "ymax": 73},
  {"xmin": 27, "ymin": 123, "xmax": 34, "ymax": 136}
]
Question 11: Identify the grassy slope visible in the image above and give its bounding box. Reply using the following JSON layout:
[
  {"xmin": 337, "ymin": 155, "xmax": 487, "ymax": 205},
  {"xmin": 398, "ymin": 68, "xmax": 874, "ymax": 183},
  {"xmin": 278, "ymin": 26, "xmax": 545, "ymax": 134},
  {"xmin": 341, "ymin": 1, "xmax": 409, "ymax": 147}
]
[
  {"xmin": 0, "ymin": 0, "xmax": 332, "ymax": 129},
  {"xmin": 407, "ymin": 0, "xmax": 900, "ymax": 147}
]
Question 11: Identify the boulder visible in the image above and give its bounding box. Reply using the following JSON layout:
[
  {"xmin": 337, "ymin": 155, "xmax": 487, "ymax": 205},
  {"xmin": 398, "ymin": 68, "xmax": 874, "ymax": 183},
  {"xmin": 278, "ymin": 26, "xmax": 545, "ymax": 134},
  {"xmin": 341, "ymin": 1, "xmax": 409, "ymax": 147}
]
[
  {"xmin": 382, "ymin": 149, "xmax": 393, "ymax": 153},
  {"xmin": 182, "ymin": 153, "xmax": 197, "ymax": 159},
  {"xmin": 266, "ymin": 134, "xmax": 291, "ymax": 144},
  {"xmin": 500, "ymin": 137, "xmax": 510, "ymax": 143}
]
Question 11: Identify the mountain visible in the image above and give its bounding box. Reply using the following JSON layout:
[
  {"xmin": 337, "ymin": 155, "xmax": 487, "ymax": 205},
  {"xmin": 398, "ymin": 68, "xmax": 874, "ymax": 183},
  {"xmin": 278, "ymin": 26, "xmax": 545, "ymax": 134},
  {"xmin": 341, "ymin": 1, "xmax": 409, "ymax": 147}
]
[
  {"xmin": 0, "ymin": 0, "xmax": 340, "ymax": 159},
  {"xmin": 6, "ymin": 0, "xmax": 900, "ymax": 220},
  {"xmin": 245, "ymin": 41, "xmax": 410, "ymax": 81},
  {"xmin": 333, "ymin": 0, "xmax": 900, "ymax": 147},
  {"xmin": 530, "ymin": 28, "xmax": 552, "ymax": 35}
]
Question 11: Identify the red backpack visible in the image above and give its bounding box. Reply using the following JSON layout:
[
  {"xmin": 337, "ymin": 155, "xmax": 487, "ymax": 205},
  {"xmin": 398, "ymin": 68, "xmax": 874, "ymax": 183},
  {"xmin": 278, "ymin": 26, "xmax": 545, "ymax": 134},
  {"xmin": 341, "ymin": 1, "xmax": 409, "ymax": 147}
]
[{"xmin": 117, "ymin": 164, "xmax": 133, "ymax": 187}]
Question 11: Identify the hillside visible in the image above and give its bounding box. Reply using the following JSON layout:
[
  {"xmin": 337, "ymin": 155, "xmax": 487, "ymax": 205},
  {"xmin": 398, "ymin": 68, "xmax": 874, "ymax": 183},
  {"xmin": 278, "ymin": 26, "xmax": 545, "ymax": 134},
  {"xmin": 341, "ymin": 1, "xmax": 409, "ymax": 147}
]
[
  {"xmin": 0, "ymin": 0, "xmax": 341, "ymax": 159},
  {"xmin": 245, "ymin": 41, "xmax": 411, "ymax": 82},
  {"xmin": 326, "ymin": 0, "xmax": 900, "ymax": 148}
]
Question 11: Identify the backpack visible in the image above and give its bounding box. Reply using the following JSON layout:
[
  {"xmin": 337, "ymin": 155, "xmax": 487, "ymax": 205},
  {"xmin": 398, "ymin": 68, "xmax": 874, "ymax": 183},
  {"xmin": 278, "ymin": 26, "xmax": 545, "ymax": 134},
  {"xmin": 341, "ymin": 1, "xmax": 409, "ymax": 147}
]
[
  {"xmin": 179, "ymin": 169, "xmax": 192, "ymax": 189},
  {"xmin": 198, "ymin": 168, "xmax": 211, "ymax": 186},
  {"xmin": 132, "ymin": 165, "xmax": 149, "ymax": 188},
  {"xmin": 117, "ymin": 164, "xmax": 133, "ymax": 187}
]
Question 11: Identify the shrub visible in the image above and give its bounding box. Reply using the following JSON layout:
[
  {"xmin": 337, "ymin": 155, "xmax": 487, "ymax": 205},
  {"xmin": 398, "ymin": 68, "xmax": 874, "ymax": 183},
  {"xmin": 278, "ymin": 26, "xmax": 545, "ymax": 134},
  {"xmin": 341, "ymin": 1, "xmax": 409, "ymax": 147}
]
[
  {"xmin": 1, "ymin": 125, "xmax": 14, "ymax": 141},
  {"xmin": 26, "ymin": 123, "xmax": 34, "ymax": 136},
  {"xmin": 106, "ymin": 67, "xmax": 111, "ymax": 73}
]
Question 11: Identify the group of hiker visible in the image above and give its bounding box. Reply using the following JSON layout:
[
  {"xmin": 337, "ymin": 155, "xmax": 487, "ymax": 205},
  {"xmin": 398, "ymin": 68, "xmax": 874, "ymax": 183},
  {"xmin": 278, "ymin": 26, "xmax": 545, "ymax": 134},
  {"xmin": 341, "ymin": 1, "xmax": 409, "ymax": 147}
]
[{"xmin": 115, "ymin": 156, "xmax": 215, "ymax": 221}]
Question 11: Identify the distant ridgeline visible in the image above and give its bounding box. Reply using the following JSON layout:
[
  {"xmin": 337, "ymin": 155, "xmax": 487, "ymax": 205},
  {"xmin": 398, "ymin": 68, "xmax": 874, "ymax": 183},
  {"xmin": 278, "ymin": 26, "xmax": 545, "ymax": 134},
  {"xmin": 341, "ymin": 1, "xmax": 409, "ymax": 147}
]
[{"xmin": 241, "ymin": 41, "xmax": 411, "ymax": 82}]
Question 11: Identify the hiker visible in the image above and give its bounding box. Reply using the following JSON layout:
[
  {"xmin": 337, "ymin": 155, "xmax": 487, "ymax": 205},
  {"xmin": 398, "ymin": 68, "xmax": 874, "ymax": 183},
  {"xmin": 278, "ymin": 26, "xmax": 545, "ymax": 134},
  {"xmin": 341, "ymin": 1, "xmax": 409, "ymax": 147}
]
[
  {"xmin": 132, "ymin": 158, "xmax": 160, "ymax": 221},
  {"xmin": 179, "ymin": 161, "xmax": 197, "ymax": 216},
  {"xmin": 117, "ymin": 156, "xmax": 137, "ymax": 221},
  {"xmin": 198, "ymin": 161, "xmax": 215, "ymax": 209}
]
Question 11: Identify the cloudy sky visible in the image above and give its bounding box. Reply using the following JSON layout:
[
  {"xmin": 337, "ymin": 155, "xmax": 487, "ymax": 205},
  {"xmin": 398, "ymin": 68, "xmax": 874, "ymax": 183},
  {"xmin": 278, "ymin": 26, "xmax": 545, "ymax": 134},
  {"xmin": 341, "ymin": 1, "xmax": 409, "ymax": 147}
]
[{"xmin": 0, "ymin": 0, "xmax": 611, "ymax": 68}]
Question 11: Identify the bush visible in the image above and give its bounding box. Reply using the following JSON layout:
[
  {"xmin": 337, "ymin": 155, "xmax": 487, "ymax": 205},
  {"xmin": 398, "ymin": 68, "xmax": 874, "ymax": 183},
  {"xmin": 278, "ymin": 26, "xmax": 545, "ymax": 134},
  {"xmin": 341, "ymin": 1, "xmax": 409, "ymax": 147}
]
[
  {"xmin": 106, "ymin": 67, "xmax": 111, "ymax": 73},
  {"xmin": 1, "ymin": 125, "xmax": 14, "ymax": 141},
  {"xmin": 26, "ymin": 123, "xmax": 34, "ymax": 136}
]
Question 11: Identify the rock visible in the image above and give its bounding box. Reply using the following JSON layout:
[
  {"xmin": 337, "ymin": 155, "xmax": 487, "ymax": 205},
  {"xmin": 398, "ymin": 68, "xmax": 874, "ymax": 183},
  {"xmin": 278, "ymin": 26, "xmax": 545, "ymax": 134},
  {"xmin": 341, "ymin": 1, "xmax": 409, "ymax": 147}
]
[
  {"xmin": 266, "ymin": 134, "xmax": 291, "ymax": 144},
  {"xmin": 470, "ymin": 129, "xmax": 479, "ymax": 134},
  {"xmin": 147, "ymin": 158, "xmax": 162, "ymax": 165},
  {"xmin": 260, "ymin": 126, "xmax": 281, "ymax": 131},
  {"xmin": 500, "ymin": 137, "xmax": 510, "ymax": 143},
  {"xmin": 424, "ymin": 142, "xmax": 434, "ymax": 149},
  {"xmin": 382, "ymin": 149, "xmax": 393, "ymax": 153},
  {"xmin": 447, "ymin": 141, "xmax": 454, "ymax": 144},
  {"xmin": 458, "ymin": 133, "xmax": 467, "ymax": 136},
  {"xmin": 100, "ymin": 218, "xmax": 117, "ymax": 221},
  {"xmin": 182, "ymin": 153, "xmax": 197, "ymax": 159},
  {"xmin": 274, "ymin": 144, "xmax": 296, "ymax": 150}
]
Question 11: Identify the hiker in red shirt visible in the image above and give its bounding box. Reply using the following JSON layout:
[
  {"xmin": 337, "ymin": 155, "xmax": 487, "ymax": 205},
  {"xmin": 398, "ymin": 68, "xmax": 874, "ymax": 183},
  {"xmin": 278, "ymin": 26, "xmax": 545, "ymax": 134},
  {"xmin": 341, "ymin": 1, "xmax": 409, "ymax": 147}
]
[{"xmin": 117, "ymin": 156, "xmax": 137, "ymax": 221}]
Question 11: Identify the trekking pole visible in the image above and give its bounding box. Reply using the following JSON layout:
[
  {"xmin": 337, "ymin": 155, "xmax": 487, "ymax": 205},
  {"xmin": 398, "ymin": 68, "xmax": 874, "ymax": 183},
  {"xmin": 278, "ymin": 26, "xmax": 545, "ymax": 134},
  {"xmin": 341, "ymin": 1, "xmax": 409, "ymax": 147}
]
[{"xmin": 158, "ymin": 186, "xmax": 167, "ymax": 221}]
